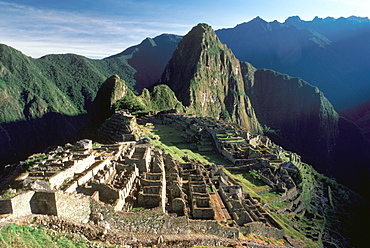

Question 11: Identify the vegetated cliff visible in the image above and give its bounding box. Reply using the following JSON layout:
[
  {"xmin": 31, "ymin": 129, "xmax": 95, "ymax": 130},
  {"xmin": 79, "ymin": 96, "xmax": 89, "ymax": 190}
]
[
  {"xmin": 242, "ymin": 62, "xmax": 370, "ymax": 196},
  {"xmin": 107, "ymin": 34, "xmax": 182, "ymax": 93},
  {"xmin": 216, "ymin": 16, "xmax": 370, "ymax": 111},
  {"xmin": 159, "ymin": 24, "xmax": 262, "ymax": 134}
]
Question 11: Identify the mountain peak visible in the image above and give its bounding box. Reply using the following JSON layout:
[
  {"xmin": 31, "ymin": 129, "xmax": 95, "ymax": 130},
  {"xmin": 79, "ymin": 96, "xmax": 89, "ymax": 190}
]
[
  {"xmin": 142, "ymin": 37, "xmax": 157, "ymax": 47},
  {"xmin": 252, "ymin": 16, "xmax": 265, "ymax": 21},
  {"xmin": 187, "ymin": 23, "xmax": 215, "ymax": 37},
  {"xmin": 284, "ymin": 15, "xmax": 303, "ymax": 25},
  {"xmin": 249, "ymin": 16, "xmax": 268, "ymax": 25},
  {"xmin": 159, "ymin": 24, "xmax": 262, "ymax": 133}
]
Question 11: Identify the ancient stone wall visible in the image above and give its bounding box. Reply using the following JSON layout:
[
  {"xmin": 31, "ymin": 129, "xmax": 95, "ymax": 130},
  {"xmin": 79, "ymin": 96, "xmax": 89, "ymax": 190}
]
[
  {"xmin": 126, "ymin": 146, "xmax": 151, "ymax": 172},
  {"xmin": 49, "ymin": 154, "xmax": 95, "ymax": 189},
  {"xmin": 0, "ymin": 190, "xmax": 90, "ymax": 222},
  {"xmin": 64, "ymin": 159, "xmax": 112, "ymax": 193}
]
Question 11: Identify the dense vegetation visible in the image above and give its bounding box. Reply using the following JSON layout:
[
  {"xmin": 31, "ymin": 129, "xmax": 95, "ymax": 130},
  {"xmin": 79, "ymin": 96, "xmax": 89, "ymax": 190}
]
[{"xmin": 113, "ymin": 84, "xmax": 185, "ymax": 114}]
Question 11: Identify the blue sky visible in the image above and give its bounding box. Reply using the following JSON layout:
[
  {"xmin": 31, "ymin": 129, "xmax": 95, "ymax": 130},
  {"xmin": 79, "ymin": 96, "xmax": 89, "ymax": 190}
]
[{"xmin": 1, "ymin": 0, "xmax": 369, "ymax": 58}]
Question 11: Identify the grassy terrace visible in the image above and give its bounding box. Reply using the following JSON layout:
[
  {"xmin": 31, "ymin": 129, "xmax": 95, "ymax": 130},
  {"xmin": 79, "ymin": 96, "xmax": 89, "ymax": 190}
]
[{"xmin": 0, "ymin": 224, "xmax": 94, "ymax": 248}]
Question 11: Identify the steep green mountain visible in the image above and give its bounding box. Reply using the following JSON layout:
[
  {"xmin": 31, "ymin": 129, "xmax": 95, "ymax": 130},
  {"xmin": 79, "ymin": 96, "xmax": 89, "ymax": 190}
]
[
  {"xmin": 0, "ymin": 35, "xmax": 184, "ymax": 166},
  {"xmin": 107, "ymin": 34, "xmax": 182, "ymax": 93},
  {"xmin": 216, "ymin": 16, "xmax": 370, "ymax": 111},
  {"xmin": 138, "ymin": 84, "xmax": 184, "ymax": 112},
  {"xmin": 158, "ymin": 24, "xmax": 262, "ymax": 134},
  {"xmin": 0, "ymin": 43, "xmax": 136, "ymax": 124}
]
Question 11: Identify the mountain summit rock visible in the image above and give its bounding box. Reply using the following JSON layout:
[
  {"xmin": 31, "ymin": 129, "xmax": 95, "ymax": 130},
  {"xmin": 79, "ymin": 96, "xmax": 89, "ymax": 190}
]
[{"xmin": 159, "ymin": 24, "xmax": 262, "ymax": 133}]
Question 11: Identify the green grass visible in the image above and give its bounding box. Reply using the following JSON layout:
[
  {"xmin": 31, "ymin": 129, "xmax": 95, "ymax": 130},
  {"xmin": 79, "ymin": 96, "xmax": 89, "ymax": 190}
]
[
  {"xmin": 143, "ymin": 125, "xmax": 233, "ymax": 167},
  {"xmin": 223, "ymin": 170, "xmax": 275, "ymax": 201},
  {"xmin": 259, "ymin": 192, "xmax": 282, "ymax": 203},
  {"xmin": 222, "ymin": 170, "xmax": 261, "ymax": 199},
  {"xmin": 146, "ymin": 125, "xmax": 212, "ymax": 163},
  {"xmin": 0, "ymin": 224, "xmax": 90, "ymax": 248}
]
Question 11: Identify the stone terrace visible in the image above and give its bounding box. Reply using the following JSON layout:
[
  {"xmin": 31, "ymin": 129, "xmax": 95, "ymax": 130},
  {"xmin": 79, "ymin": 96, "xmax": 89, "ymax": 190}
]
[{"xmin": 1, "ymin": 111, "xmax": 312, "ymax": 241}]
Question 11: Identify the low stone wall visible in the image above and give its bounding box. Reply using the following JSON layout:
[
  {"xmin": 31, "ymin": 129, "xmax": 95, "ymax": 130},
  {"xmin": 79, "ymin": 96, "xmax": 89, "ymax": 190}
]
[
  {"xmin": 30, "ymin": 191, "xmax": 57, "ymax": 215},
  {"xmin": 12, "ymin": 191, "xmax": 35, "ymax": 217},
  {"xmin": 268, "ymin": 186, "xmax": 299, "ymax": 205},
  {"xmin": 65, "ymin": 159, "xmax": 112, "ymax": 193},
  {"xmin": 0, "ymin": 190, "xmax": 90, "ymax": 222},
  {"xmin": 49, "ymin": 154, "xmax": 95, "ymax": 189}
]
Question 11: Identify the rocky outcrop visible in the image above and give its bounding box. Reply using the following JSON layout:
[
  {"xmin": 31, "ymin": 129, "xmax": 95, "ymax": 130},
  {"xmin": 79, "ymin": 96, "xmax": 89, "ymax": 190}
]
[
  {"xmin": 87, "ymin": 75, "xmax": 129, "ymax": 130},
  {"xmin": 159, "ymin": 24, "xmax": 262, "ymax": 134}
]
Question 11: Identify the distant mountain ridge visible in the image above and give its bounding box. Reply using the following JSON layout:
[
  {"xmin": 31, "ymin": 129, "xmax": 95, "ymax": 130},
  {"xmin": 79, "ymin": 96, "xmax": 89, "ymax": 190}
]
[
  {"xmin": 107, "ymin": 34, "xmax": 182, "ymax": 92},
  {"xmin": 216, "ymin": 15, "xmax": 370, "ymax": 111}
]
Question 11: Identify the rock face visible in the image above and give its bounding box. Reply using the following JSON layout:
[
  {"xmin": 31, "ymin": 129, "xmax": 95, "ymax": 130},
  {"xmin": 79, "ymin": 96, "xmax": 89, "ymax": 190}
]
[
  {"xmin": 87, "ymin": 75, "xmax": 129, "ymax": 130},
  {"xmin": 243, "ymin": 64, "xmax": 339, "ymax": 164},
  {"xmin": 159, "ymin": 24, "xmax": 262, "ymax": 134}
]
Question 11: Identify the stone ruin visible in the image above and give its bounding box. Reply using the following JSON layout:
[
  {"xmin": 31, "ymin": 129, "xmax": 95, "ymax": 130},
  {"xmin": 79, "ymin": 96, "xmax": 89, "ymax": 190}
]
[
  {"xmin": 159, "ymin": 113, "xmax": 306, "ymax": 215},
  {"xmin": 0, "ymin": 111, "xmax": 312, "ymax": 241}
]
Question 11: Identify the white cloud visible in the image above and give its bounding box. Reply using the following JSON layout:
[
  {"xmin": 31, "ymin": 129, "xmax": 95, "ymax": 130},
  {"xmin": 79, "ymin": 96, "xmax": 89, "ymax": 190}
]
[{"xmin": 0, "ymin": 1, "xmax": 191, "ymax": 58}]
